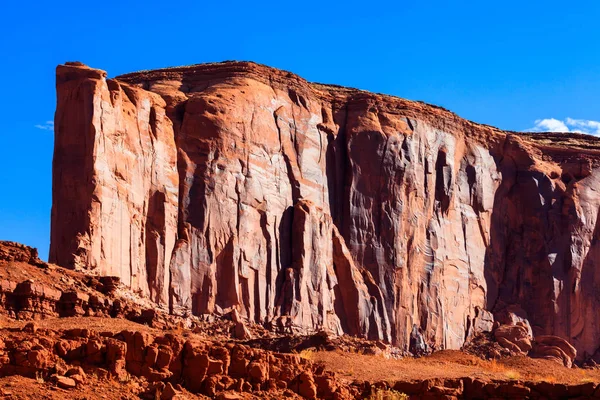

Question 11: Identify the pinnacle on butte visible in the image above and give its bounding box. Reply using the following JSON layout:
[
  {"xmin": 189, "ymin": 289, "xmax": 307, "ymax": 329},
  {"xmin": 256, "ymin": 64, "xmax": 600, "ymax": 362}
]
[{"xmin": 50, "ymin": 61, "xmax": 600, "ymax": 360}]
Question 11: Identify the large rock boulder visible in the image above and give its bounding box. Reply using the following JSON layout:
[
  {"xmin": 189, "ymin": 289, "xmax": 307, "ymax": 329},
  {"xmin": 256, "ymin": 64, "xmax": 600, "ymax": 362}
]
[
  {"xmin": 494, "ymin": 323, "xmax": 532, "ymax": 354},
  {"xmin": 531, "ymin": 335, "xmax": 577, "ymax": 367}
]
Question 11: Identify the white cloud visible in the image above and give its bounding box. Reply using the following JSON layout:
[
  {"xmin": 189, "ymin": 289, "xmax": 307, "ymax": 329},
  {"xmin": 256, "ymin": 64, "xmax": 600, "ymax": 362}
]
[
  {"xmin": 527, "ymin": 118, "xmax": 600, "ymax": 136},
  {"xmin": 565, "ymin": 118, "xmax": 600, "ymax": 135},
  {"xmin": 35, "ymin": 120, "xmax": 54, "ymax": 131},
  {"xmin": 528, "ymin": 118, "xmax": 569, "ymax": 133}
]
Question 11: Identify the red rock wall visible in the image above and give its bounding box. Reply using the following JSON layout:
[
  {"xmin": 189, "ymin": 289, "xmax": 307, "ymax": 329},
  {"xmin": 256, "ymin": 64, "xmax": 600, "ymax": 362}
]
[
  {"xmin": 51, "ymin": 63, "xmax": 179, "ymax": 306},
  {"xmin": 50, "ymin": 62, "xmax": 600, "ymax": 358}
]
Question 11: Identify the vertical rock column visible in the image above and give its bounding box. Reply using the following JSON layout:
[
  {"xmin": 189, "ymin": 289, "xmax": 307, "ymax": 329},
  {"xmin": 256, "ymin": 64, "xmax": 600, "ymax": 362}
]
[{"xmin": 51, "ymin": 63, "xmax": 179, "ymax": 305}]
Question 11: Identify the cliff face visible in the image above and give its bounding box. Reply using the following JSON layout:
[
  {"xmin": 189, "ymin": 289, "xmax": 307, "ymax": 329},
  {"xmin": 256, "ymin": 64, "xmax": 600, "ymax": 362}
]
[
  {"xmin": 51, "ymin": 61, "xmax": 600, "ymax": 358},
  {"xmin": 51, "ymin": 64, "xmax": 179, "ymax": 305}
]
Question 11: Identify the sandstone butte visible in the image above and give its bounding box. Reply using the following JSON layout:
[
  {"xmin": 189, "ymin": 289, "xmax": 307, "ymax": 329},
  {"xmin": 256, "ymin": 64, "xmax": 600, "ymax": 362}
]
[{"xmin": 50, "ymin": 61, "xmax": 600, "ymax": 361}]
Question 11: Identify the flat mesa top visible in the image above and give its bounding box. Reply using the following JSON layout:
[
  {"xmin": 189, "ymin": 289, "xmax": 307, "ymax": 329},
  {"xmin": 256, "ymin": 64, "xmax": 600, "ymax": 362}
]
[{"xmin": 62, "ymin": 60, "xmax": 600, "ymax": 154}]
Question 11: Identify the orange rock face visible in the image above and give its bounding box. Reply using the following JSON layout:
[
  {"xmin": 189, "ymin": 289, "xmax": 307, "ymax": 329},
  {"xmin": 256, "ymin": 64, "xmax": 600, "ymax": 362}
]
[
  {"xmin": 50, "ymin": 61, "xmax": 600, "ymax": 358},
  {"xmin": 51, "ymin": 63, "xmax": 179, "ymax": 306}
]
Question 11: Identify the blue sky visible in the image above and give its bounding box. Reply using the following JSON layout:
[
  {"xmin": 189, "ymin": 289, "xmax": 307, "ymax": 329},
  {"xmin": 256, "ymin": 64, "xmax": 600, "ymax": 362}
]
[{"xmin": 0, "ymin": 1, "xmax": 599, "ymax": 259}]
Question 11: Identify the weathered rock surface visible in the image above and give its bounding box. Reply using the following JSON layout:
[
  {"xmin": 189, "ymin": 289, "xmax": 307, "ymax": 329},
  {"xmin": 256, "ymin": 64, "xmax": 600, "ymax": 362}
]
[
  {"xmin": 0, "ymin": 242, "xmax": 45, "ymax": 266},
  {"xmin": 494, "ymin": 323, "xmax": 533, "ymax": 355},
  {"xmin": 50, "ymin": 61, "xmax": 600, "ymax": 358},
  {"xmin": 50, "ymin": 63, "xmax": 179, "ymax": 306},
  {"xmin": 532, "ymin": 335, "xmax": 578, "ymax": 368}
]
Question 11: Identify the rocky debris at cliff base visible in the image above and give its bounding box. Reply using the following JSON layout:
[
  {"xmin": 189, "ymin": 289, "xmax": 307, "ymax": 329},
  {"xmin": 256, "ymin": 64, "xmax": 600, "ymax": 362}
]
[
  {"xmin": 531, "ymin": 335, "xmax": 578, "ymax": 368},
  {"xmin": 494, "ymin": 323, "xmax": 533, "ymax": 354},
  {"xmin": 0, "ymin": 240, "xmax": 586, "ymax": 370},
  {"xmin": 0, "ymin": 241, "xmax": 46, "ymax": 267},
  {"xmin": 241, "ymin": 330, "xmax": 407, "ymax": 360},
  {"xmin": 495, "ymin": 305, "xmax": 534, "ymax": 338},
  {"xmin": 465, "ymin": 321, "xmax": 578, "ymax": 369},
  {"xmin": 0, "ymin": 324, "xmax": 358, "ymax": 399},
  {"xmin": 229, "ymin": 309, "xmax": 254, "ymax": 340},
  {"xmin": 463, "ymin": 331, "xmax": 520, "ymax": 360},
  {"xmin": 1, "ymin": 322, "xmax": 600, "ymax": 400}
]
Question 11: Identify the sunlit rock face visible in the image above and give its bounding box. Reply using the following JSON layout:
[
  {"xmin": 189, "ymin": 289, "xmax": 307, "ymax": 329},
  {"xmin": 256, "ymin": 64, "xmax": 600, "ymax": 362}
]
[
  {"xmin": 51, "ymin": 63, "xmax": 179, "ymax": 306},
  {"xmin": 51, "ymin": 61, "xmax": 600, "ymax": 358}
]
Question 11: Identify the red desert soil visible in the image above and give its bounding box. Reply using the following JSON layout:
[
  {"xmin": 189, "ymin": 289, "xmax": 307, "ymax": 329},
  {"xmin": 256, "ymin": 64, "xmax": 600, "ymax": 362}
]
[
  {"xmin": 0, "ymin": 374, "xmax": 293, "ymax": 400},
  {"xmin": 0, "ymin": 374, "xmax": 145, "ymax": 400},
  {"xmin": 0, "ymin": 316, "xmax": 162, "ymax": 335},
  {"xmin": 310, "ymin": 349, "xmax": 600, "ymax": 385}
]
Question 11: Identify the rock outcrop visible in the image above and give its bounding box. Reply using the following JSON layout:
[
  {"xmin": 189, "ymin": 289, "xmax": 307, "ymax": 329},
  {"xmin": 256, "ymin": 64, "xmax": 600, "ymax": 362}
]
[
  {"xmin": 0, "ymin": 242, "xmax": 45, "ymax": 266},
  {"xmin": 50, "ymin": 61, "xmax": 600, "ymax": 358},
  {"xmin": 5, "ymin": 323, "xmax": 600, "ymax": 400},
  {"xmin": 531, "ymin": 335, "xmax": 578, "ymax": 368},
  {"xmin": 51, "ymin": 63, "xmax": 178, "ymax": 307},
  {"xmin": 494, "ymin": 323, "xmax": 533, "ymax": 355}
]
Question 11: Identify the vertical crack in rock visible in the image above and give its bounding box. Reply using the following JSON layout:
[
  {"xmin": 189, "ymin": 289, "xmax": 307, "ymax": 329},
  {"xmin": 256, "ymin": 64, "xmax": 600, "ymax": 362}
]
[
  {"xmin": 273, "ymin": 107, "xmax": 301, "ymax": 201},
  {"xmin": 434, "ymin": 149, "xmax": 451, "ymax": 214},
  {"xmin": 325, "ymin": 103, "xmax": 349, "ymax": 232}
]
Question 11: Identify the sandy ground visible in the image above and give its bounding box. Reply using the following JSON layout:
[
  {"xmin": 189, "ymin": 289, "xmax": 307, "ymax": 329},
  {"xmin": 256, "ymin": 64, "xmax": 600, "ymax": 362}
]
[{"xmin": 310, "ymin": 349, "xmax": 600, "ymax": 385}]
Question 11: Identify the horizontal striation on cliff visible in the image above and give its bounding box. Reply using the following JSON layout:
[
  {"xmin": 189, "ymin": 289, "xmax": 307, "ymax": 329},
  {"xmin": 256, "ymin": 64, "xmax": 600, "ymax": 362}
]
[{"xmin": 51, "ymin": 61, "xmax": 600, "ymax": 359}]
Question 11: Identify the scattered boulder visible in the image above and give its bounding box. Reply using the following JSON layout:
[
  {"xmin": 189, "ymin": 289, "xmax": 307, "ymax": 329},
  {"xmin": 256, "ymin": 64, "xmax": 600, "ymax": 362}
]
[
  {"xmin": 70, "ymin": 374, "xmax": 86, "ymax": 385},
  {"xmin": 470, "ymin": 307, "xmax": 495, "ymax": 335},
  {"xmin": 293, "ymin": 371, "xmax": 317, "ymax": 399},
  {"xmin": 22, "ymin": 322, "xmax": 38, "ymax": 334},
  {"xmin": 409, "ymin": 325, "xmax": 429, "ymax": 356},
  {"xmin": 54, "ymin": 375, "xmax": 77, "ymax": 389},
  {"xmin": 160, "ymin": 382, "xmax": 180, "ymax": 400},
  {"xmin": 65, "ymin": 365, "xmax": 85, "ymax": 377},
  {"xmin": 99, "ymin": 276, "xmax": 120, "ymax": 295},
  {"xmin": 494, "ymin": 323, "xmax": 532, "ymax": 354},
  {"xmin": 531, "ymin": 335, "xmax": 577, "ymax": 367},
  {"xmin": 230, "ymin": 309, "xmax": 253, "ymax": 340},
  {"xmin": 495, "ymin": 306, "xmax": 533, "ymax": 338}
]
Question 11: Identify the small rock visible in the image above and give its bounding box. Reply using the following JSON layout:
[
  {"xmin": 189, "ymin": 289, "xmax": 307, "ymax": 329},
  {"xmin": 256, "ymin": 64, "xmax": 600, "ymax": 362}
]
[
  {"xmin": 375, "ymin": 340, "xmax": 387, "ymax": 350},
  {"xmin": 248, "ymin": 361, "xmax": 267, "ymax": 383},
  {"xmin": 296, "ymin": 371, "xmax": 317, "ymax": 399},
  {"xmin": 160, "ymin": 382, "xmax": 178, "ymax": 400},
  {"xmin": 56, "ymin": 376, "xmax": 76, "ymax": 389},
  {"xmin": 70, "ymin": 374, "xmax": 85, "ymax": 385},
  {"xmin": 23, "ymin": 322, "xmax": 38, "ymax": 334},
  {"xmin": 65, "ymin": 366, "xmax": 86, "ymax": 378},
  {"xmin": 94, "ymin": 368, "xmax": 109, "ymax": 380},
  {"xmin": 54, "ymin": 358, "xmax": 68, "ymax": 376}
]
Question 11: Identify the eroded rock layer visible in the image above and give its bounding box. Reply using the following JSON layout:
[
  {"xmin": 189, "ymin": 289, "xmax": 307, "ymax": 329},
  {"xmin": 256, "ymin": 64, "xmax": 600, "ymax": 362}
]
[{"xmin": 50, "ymin": 61, "xmax": 600, "ymax": 358}]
